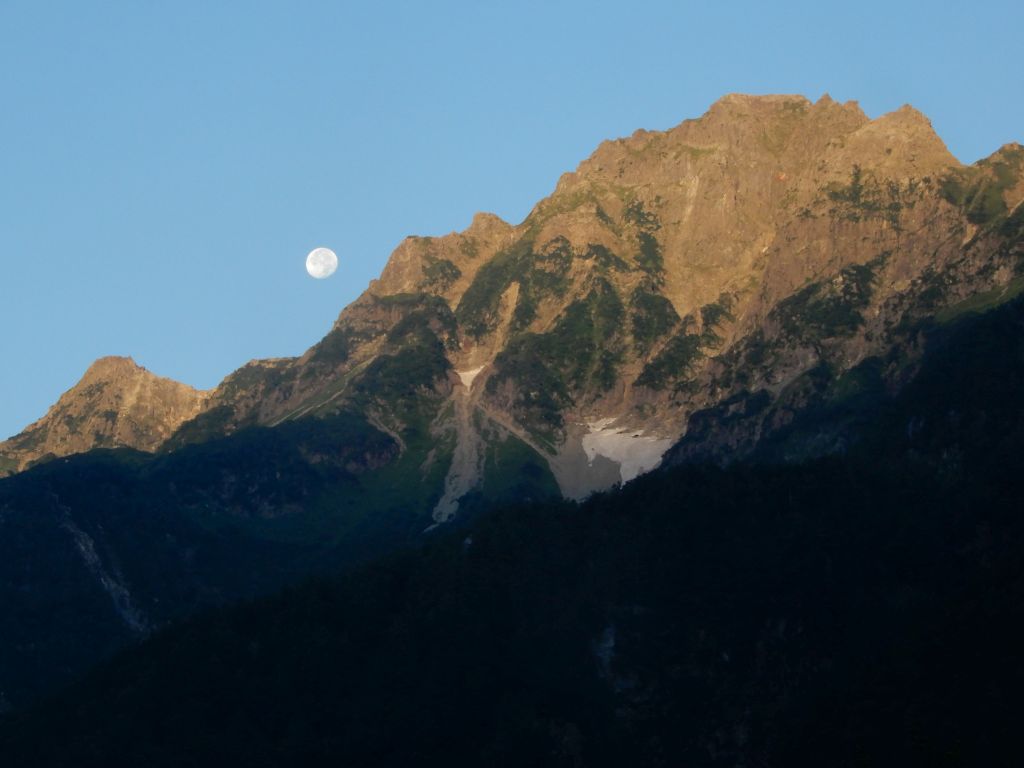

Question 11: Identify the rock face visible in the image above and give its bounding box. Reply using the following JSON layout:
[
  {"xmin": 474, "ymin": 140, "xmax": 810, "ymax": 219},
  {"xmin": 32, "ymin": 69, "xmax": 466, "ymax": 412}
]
[
  {"xmin": 0, "ymin": 357, "xmax": 206, "ymax": 476},
  {"xmin": 6, "ymin": 94, "xmax": 1023, "ymax": 503}
]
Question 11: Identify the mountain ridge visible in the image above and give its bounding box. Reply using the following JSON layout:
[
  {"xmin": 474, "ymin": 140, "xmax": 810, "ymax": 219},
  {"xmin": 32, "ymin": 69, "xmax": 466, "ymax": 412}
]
[
  {"xmin": 3, "ymin": 94, "xmax": 1020, "ymax": 505},
  {"xmin": 0, "ymin": 91, "xmax": 1021, "ymax": 710}
]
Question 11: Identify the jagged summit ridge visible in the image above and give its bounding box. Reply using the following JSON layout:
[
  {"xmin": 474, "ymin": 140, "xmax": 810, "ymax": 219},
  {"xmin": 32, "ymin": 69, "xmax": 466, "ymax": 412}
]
[
  {"xmin": 347, "ymin": 92, "xmax": 1014, "ymax": 497},
  {"xmin": 4, "ymin": 94, "xmax": 1021, "ymax": 506}
]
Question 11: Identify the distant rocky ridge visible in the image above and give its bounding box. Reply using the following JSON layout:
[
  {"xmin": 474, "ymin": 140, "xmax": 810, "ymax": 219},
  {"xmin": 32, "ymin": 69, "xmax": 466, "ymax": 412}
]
[
  {"xmin": 0, "ymin": 357, "xmax": 206, "ymax": 476},
  {"xmin": 4, "ymin": 94, "xmax": 1022, "ymax": 509}
]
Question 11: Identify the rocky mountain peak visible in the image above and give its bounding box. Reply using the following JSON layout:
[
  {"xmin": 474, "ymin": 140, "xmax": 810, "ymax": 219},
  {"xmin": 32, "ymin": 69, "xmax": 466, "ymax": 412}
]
[
  {"xmin": 0, "ymin": 357, "xmax": 207, "ymax": 476},
  {"xmin": 80, "ymin": 355, "xmax": 144, "ymax": 380},
  {"xmin": 834, "ymin": 103, "xmax": 958, "ymax": 177},
  {"xmin": 370, "ymin": 207, "xmax": 516, "ymax": 302}
]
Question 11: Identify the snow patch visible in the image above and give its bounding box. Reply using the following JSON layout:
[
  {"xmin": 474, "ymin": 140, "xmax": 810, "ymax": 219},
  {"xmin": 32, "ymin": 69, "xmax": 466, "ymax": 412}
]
[
  {"xmin": 581, "ymin": 419, "xmax": 673, "ymax": 483},
  {"xmin": 456, "ymin": 366, "xmax": 485, "ymax": 389}
]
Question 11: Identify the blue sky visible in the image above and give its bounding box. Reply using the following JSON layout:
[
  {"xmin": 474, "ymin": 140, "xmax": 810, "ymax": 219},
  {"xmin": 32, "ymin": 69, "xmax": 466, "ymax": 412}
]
[{"xmin": 1, "ymin": 0, "xmax": 1020, "ymax": 439}]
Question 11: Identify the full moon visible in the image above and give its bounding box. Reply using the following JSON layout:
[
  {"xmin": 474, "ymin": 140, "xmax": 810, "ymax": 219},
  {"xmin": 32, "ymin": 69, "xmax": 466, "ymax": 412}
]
[{"xmin": 305, "ymin": 247, "xmax": 338, "ymax": 279}]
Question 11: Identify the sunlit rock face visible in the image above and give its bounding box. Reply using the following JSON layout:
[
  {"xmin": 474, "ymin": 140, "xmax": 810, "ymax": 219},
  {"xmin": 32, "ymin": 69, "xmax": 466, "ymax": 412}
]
[
  {"xmin": 0, "ymin": 357, "xmax": 207, "ymax": 476},
  {"xmin": 7, "ymin": 95, "xmax": 1022, "ymax": 504}
]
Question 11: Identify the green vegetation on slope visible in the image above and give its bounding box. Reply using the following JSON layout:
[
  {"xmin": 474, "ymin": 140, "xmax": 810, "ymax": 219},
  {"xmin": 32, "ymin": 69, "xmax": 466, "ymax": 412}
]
[
  {"xmin": 636, "ymin": 326, "xmax": 704, "ymax": 390},
  {"xmin": 630, "ymin": 287, "xmax": 680, "ymax": 355},
  {"xmin": 624, "ymin": 200, "xmax": 665, "ymax": 283},
  {"xmin": 487, "ymin": 279, "xmax": 626, "ymax": 439},
  {"xmin": 455, "ymin": 422, "xmax": 561, "ymax": 516},
  {"xmin": 579, "ymin": 243, "xmax": 631, "ymax": 273},
  {"xmin": 418, "ymin": 255, "xmax": 462, "ymax": 293},
  {"xmin": 636, "ymin": 294, "xmax": 734, "ymax": 390},
  {"xmin": 774, "ymin": 255, "xmax": 887, "ymax": 341},
  {"xmin": 940, "ymin": 145, "xmax": 1023, "ymax": 226},
  {"xmin": 934, "ymin": 275, "xmax": 1024, "ymax": 324},
  {"xmin": 825, "ymin": 165, "xmax": 916, "ymax": 228},
  {"xmin": 456, "ymin": 238, "xmax": 575, "ymax": 338},
  {"xmin": 463, "ymin": 236, "xmax": 631, "ymax": 342},
  {"xmin": 307, "ymin": 326, "xmax": 360, "ymax": 366}
]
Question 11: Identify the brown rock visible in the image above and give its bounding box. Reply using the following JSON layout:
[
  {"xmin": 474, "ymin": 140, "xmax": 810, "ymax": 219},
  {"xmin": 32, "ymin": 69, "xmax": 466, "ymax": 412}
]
[{"xmin": 0, "ymin": 357, "xmax": 207, "ymax": 475}]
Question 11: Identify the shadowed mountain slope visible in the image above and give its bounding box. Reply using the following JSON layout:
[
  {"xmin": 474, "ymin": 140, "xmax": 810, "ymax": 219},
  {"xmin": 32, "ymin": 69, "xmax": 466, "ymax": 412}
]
[{"xmin": 3, "ymin": 295, "xmax": 1023, "ymax": 766}]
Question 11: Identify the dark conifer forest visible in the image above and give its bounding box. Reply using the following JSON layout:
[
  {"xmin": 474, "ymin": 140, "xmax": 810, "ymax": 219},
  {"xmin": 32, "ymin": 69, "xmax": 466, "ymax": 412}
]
[{"xmin": 3, "ymin": 295, "xmax": 1023, "ymax": 767}]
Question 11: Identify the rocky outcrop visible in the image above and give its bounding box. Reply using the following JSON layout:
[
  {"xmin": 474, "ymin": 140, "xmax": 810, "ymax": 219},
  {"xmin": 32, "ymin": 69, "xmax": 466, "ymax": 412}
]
[{"xmin": 0, "ymin": 357, "xmax": 207, "ymax": 476}]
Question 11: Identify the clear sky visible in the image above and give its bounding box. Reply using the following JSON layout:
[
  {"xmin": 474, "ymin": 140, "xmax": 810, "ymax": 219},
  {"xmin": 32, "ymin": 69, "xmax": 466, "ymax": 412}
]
[{"xmin": 1, "ymin": 0, "xmax": 1020, "ymax": 440}]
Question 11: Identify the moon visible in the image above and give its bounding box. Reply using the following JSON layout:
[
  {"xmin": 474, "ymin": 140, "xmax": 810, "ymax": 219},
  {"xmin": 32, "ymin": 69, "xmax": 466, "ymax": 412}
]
[{"xmin": 305, "ymin": 247, "xmax": 338, "ymax": 279}]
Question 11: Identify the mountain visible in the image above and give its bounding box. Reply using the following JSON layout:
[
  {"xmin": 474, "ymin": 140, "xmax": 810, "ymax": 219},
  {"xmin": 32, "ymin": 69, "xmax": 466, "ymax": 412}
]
[
  {"xmin": 133, "ymin": 96, "xmax": 1022, "ymax": 497},
  {"xmin": 0, "ymin": 93, "xmax": 1021, "ymax": 709},
  {"xmin": 164, "ymin": 93, "xmax": 979, "ymax": 503},
  {"xmin": 7, "ymin": 94, "xmax": 1022, "ymax": 504},
  {"xmin": 0, "ymin": 357, "xmax": 206, "ymax": 476},
  {"xmin": 4, "ymin": 294, "xmax": 1024, "ymax": 766}
]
